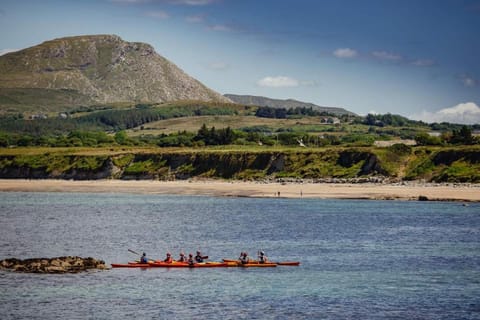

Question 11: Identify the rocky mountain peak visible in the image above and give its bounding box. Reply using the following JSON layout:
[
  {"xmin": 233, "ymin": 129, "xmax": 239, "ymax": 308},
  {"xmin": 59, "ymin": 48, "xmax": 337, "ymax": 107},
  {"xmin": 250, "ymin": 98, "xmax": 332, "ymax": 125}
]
[{"xmin": 0, "ymin": 34, "xmax": 230, "ymax": 110}]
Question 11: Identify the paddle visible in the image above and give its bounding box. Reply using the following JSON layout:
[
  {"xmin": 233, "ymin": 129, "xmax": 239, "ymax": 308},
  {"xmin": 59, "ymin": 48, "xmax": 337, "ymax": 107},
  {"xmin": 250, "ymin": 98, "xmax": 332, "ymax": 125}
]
[
  {"xmin": 128, "ymin": 249, "xmax": 141, "ymax": 255},
  {"xmin": 128, "ymin": 249, "xmax": 155, "ymax": 263}
]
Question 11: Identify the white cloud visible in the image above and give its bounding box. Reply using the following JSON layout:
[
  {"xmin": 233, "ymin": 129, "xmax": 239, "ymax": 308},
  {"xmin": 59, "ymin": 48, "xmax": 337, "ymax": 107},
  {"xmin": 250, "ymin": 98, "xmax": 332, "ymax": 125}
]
[
  {"xmin": 460, "ymin": 75, "xmax": 477, "ymax": 87},
  {"xmin": 145, "ymin": 10, "xmax": 169, "ymax": 19},
  {"xmin": 186, "ymin": 14, "xmax": 205, "ymax": 23},
  {"xmin": 257, "ymin": 76, "xmax": 300, "ymax": 88},
  {"xmin": 333, "ymin": 48, "xmax": 358, "ymax": 59},
  {"xmin": 410, "ymin": 102, "xmax": 480, "ymax": 125},
  {"xmin": 412, "ymin": 59, "xmax": 435, "ymax": 67},
  {"xmin": 372, "ymin": 50, "xmax": 402, "ymax": 62},
  {"xmin": 0, "ymin": 48, "xmax": 18, "ymax": 56}
]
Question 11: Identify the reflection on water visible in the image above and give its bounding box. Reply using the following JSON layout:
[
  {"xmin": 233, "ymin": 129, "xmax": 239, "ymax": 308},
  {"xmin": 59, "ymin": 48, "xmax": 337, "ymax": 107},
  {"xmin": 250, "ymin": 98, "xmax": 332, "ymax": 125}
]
[{"xmin": 0, "ymin": 193, "xmax": 479, "ymax": 319}]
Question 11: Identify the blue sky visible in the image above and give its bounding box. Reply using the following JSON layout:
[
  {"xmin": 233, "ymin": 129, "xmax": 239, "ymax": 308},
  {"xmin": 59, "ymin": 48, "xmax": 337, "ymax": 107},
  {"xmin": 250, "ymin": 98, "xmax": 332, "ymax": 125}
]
[{"xmin": 1, "ymin": 0, "xmax": 479, "ymax": 123}]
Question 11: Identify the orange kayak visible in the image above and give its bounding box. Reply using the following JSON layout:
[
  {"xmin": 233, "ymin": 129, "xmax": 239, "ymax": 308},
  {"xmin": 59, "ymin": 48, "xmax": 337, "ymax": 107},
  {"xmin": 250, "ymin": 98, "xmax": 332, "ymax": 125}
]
[
  {"xmin": 111, "ymin": 262, "xmax": 151, "ymax": 268},
  {"xmin": 223, "ymin": 259, "xmax": 300, "ymax": 266},
  {"xmin": 224, "ymin": 261, "xmax": 277, "ymax": 267}
]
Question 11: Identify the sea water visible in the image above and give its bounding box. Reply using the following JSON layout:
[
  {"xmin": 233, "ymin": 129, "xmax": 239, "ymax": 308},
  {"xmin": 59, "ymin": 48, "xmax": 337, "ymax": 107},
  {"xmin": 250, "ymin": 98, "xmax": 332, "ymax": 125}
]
[{"xmin": 0, "ymin": 192, "xmax": 479, "ymax": 319}]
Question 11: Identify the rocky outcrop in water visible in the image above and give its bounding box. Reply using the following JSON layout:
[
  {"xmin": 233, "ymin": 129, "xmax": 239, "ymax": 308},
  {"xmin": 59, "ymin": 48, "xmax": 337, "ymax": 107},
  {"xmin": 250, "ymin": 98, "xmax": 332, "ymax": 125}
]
[{"xmin": 0, "ymin": 256, "xmax": 107, "ymax": 273}]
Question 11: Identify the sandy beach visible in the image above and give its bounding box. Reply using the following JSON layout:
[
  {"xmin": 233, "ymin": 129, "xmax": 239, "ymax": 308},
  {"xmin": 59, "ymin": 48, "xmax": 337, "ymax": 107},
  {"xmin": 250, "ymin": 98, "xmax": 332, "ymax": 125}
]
[{"xmin": 0, "ymin": 179, "xmax": 478, "ymax": 202}]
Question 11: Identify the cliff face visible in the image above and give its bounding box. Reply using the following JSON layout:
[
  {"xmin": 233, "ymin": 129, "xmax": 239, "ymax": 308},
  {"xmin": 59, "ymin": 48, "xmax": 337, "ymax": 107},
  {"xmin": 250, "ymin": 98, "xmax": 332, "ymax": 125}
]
[
  {"xmin": 0, "ymin": 35, "xmax": 230, "ymax": 111},
  {"xmin": 2, "ymin": 146, "xmax": 478, "ymax": 182}
]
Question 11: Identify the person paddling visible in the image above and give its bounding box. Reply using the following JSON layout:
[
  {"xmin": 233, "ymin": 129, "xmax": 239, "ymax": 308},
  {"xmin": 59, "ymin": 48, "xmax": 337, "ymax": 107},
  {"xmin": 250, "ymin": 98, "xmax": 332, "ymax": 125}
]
[
  {"xmin": 187, "ymin": 253, "xmax": 195, "ymax": 265},
  {"xmin": 140, "ymin": 252, "xmax": 148, "ymax": 264},
  {"xmin": 195, "ymin": 251, "xmax": 207, "ymax": 263},
  {"xmin": 239, "ymin": 252, "xmax": 249, "ymax": 264},
  {"xmin": 178, "ymin": 252, "xmax": 187, "ymax": 262},
  {"xmin": 258, "ymin": 251, "xmax": 268, "ymax": 264},
  {"xmin": 163, "ymin": 252, "xmax": 173, "ymax": 263}
]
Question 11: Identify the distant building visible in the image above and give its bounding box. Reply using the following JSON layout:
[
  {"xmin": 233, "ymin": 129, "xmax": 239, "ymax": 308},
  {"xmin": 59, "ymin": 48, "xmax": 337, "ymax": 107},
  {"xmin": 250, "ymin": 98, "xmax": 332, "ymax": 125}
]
[{"xmin": 29, "ymin": 114, "xmax": 47, "ymax": 120}]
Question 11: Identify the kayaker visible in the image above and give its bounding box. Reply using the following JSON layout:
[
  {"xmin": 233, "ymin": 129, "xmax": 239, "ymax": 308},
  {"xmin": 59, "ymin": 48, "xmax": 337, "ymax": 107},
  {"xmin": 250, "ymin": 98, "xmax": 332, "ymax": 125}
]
[
  {"xmin": 258, "ymin": 251, "xmax": 268, "ymax": 264},
  {"xmin": 187, "ymin": 253, "xmax": 195, "ymax": 265},
  {"xmin": 164, "ymin": 252, "xmax": 173, "ymax": 263},
  {"xmin": 239, "ymin": 252, "xmax": 249, "ymax": 264},
  {"xmin": 195, "ymin": 251, "xmax": 206, "ymax": 263},
  {"xmin": 178, "ymin": 252, "xmax": 187, "ymax": 262},
  {"xmin": 140, "ymin": 252, "xmax": 148, "ymax": 264}
]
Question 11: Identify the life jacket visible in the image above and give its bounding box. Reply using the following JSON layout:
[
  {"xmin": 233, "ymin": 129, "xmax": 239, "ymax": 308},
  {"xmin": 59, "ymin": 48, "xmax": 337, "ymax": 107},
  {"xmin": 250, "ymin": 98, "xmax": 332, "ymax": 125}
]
[
  {"xmin": 240, "ymin": 256, "xmax": 249, "ymax": 264},
  {"xmin": 195, "ymin": 255, "xmax": 203, "ymax": 263},
  {"xmin": 164, "ymin": 257, "xmax": 172, "ymax": 263}
]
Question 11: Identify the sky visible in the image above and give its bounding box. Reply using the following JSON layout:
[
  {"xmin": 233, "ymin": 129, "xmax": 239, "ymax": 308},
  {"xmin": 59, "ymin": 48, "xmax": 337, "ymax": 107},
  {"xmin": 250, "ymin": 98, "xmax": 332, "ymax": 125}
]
[{"xmin": 1, "ymin": 0, "xmax": 480, "ymax": 124}]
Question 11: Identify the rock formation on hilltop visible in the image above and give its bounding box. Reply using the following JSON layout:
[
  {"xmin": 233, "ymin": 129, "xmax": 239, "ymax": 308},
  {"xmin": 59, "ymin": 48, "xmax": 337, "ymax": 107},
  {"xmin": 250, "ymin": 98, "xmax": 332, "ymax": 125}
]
[{"xmin": 0, "ymin": 34, "xmax": 230, "ymax": 111}]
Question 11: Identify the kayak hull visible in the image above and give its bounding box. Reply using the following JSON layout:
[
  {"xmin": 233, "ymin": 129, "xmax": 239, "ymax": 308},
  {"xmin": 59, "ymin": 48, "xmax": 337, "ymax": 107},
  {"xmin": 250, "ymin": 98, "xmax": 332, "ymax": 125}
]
[
  {"xmin": 150, "ymin": 262, "xmax": 228, "ymax": 268},
  {"xmin": 111, "ymin": 263, "xmax": 151, "ymax": 268},
  {"xmin": 112, "ymin": 261, "xmax": 228, "ymax": 268},
  {"xmin": 239, "ymin": 263, "xmax": 277, "ymax": 267},
  {"xmin": 223, "ymin": 259, "xmax": 300, "ymax": 266},
  {"xmin": 276, "ymin": 261, "xmax": 300, "ymax": 266},
  {"xmin": 224, "ymin": 261, "xmax": 277, "ymax": 267},
  {"xmin": 113, "ymin": 260, "xmax": 296, "ymax": 268}
]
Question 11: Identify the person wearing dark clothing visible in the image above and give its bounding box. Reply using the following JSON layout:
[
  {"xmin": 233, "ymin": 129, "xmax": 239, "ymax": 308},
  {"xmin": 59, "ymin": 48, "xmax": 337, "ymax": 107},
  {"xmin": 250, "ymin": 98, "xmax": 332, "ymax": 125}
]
[
  {"xmin": 195, "ymin": 251, "xmax": 207, "ymax": 263},
  {"xmin": 239, "ymin": 252, "xmax": 249, "ymax": 264},
  {"xmin": 258, "ymin": 251, "xmax": 268, "ymax": 264}
]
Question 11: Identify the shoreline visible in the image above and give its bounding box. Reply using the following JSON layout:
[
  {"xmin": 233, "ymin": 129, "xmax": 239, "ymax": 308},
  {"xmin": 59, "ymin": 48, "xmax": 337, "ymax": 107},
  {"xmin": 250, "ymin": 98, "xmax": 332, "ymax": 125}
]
[{"xmin": 0, "ymin": 179, "xmax": 479, "ymax": 202}]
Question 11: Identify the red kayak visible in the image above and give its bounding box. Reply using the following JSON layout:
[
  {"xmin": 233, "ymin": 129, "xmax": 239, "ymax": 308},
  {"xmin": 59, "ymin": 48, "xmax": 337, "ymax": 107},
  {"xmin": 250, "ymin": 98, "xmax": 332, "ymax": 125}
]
[
  {"xmin": 150, "ymin": 261, "xmax": 228, "ymax": 268},
  {"xmin": 111, "ymin": 261, "xmax": 228, "ymax": 268}
]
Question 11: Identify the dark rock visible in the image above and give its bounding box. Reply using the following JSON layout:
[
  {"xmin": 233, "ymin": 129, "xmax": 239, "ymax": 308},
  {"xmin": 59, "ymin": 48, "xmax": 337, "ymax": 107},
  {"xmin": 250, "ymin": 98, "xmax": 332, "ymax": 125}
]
[{"xmin": 0, "ymin": 256, "xmax": 107, "ymax": 273}]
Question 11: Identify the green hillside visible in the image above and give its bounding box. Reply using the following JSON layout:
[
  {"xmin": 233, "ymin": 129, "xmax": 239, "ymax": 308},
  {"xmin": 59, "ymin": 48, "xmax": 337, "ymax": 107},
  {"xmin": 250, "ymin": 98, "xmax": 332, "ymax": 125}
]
[{"xmin": 0, "ymin": 145, "xmax": 479, "ymax": 183}]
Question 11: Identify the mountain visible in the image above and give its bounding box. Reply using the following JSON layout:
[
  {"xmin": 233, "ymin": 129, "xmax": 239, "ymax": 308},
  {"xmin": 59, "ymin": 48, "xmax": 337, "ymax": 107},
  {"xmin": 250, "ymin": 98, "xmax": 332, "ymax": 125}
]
[
  {"xmin": 224, "ymin": 94, "xmax": 355, "ymax": 116},
  {"xmin": 0, "ymin": 35, "xmax": 230, "ymax": 112}
]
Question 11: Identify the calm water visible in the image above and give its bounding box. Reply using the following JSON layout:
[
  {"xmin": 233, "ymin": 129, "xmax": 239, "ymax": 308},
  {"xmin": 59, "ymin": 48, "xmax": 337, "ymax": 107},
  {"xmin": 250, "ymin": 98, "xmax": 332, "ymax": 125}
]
[{"xmin": 0, "ymin": 192, "xmax": 479, "ymax": 319}]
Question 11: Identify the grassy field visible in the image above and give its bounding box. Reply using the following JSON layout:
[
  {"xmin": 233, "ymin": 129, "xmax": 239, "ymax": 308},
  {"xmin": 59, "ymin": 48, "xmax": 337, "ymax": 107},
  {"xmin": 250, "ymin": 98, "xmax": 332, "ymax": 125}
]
[
  {"xmin": 0, "ymin": 145, "xmax": 331, "ymax": 156},
  {"xmin": 129, "ymin": 115, "xmax": 342, "ymax": 135}
]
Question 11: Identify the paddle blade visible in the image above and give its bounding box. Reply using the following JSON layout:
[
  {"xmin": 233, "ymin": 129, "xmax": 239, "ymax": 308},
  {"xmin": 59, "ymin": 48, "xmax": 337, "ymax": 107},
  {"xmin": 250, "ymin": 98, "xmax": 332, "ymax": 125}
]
[{"xmin": 128, "ymin": 249, "xmax": 140, "ymax": 255}]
